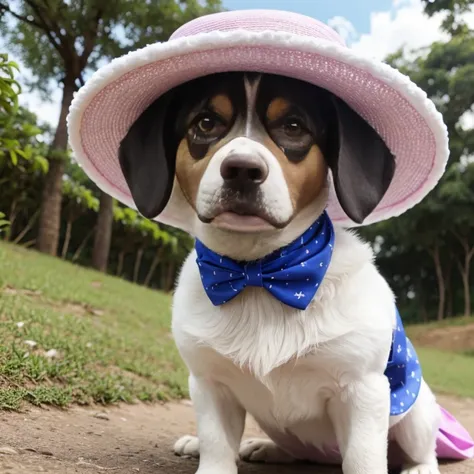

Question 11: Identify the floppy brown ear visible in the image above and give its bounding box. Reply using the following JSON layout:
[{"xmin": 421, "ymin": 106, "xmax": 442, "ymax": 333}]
[
  {"xmin": 325, "ymin": 96, "xmax": 396, "ymax": 224},
  {"xmin": 119, "ymin": 90, "xmax": 178, "ymax": 219}
]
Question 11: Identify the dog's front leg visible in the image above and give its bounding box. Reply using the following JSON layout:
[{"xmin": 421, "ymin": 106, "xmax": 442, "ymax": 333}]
[
  {"xmin": 191, "ymin": 374, "xmax": 245, "ymax": 474},
  {"xmin": 328, "ymin": 373, "xmax": 391, "ymax": 474}
]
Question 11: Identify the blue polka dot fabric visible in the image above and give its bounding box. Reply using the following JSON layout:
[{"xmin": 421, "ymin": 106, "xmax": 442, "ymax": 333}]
[
  {"xmin": 195, "ymin": 211, "xmax": 335, "ymax": 310},
  {"xmin": 385, "ymin": 309, "xmax": 422, "ymax": 416}
]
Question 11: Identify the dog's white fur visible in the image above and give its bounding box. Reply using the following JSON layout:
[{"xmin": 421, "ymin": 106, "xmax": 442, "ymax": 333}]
[
  {"xmin": 196, "ymin": 137, "xmax": 294, "ymax": 229},
  {"xmin": 170, "ymin": 101, "xmax": 441, "ymax": 474}
]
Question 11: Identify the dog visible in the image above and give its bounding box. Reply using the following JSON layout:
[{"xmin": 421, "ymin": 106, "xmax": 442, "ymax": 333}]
[{"xmin": 118, "ymin": 72, "xmax": 441, "ymax": 474}]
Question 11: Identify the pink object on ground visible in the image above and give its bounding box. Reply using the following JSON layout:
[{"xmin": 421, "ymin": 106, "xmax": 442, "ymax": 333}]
[
  {"xmin": 259, "ymin": 405, "xmax": 473, "ymax": 465},
  {"xmin": 436, "ymin": 406, "xmax": 474, "ymax": 460}
]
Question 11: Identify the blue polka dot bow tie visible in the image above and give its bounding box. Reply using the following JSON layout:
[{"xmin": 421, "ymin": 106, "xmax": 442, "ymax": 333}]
[{"xmin": 194, "ymin": 211, "xmax": 335, "ymax": 310}]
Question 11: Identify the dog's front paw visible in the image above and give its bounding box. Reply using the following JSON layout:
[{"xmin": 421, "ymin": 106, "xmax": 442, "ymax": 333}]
[
  {"xmin": 239, "ymin": 438, "xmax": 295, "ymax": 464},
  {"xmin": 174, "ymin": 435, "xmax": 200, "ymax": 458},
  {"xmin": 401, "ymin": 464, "xmax": 440, "ymax": 474}
]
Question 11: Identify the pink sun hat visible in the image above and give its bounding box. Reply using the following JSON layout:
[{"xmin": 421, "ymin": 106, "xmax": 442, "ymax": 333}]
[{"xmin": 67, "ymin": 9, "xmax": 449, "ymax": 230}]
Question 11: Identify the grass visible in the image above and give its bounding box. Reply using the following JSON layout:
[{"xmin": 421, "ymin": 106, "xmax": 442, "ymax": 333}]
[
  {"xmin": 0, "ymin": 241, "xmax": 187, "ymax": 410},
  {"xmin": 0, "ymin": 241, "xmax": 473, "ymax": 411},
  {"xmin": 416, "ymin": 347, "xmax": 474, "ymax": 399}
]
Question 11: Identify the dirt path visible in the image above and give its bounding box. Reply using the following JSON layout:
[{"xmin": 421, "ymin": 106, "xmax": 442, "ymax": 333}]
[
  {"xmin": 409, "ymin": 323, "xmax": 474, "ymax": 353},
  {"xmin": 0, "ymin": 395, "xmax": 473, "ymax": 474}
]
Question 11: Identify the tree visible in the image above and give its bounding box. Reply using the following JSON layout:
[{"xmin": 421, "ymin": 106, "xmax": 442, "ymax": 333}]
[
  {"xmin": 0, "ymin": 56, "xmax": 49, "ymax": 242},
  {"xmin": 439, "ymin": 163, "xmax": 474, "ymax": 317},
  {"xmin": 0, "ymin": 0, "xmax": 222, "ymax": 257},
  {"xmin": 422, "ymin": 0, "xmax": 474, "ymax": 35},
  {"xmin": 61, "ymin": 178, "xmax": 99, "ymax": 258},
  {"xmin": 0, "ymin": 53, "xmax": 20, "ymax": 135},
  {"xmin": 0, "ymin": 52, "xmax": 20, "ymax": 235},
  {"xmin": 0, "ymin": 106, "xmax": 49, "ymax": 242},
  {"xmin": 363, "ymin": 10, "xmax": 474, "ymax": 321},
  {"xmin": 92, "ymin": 192, "xmax": 114, "ymax": 272}
]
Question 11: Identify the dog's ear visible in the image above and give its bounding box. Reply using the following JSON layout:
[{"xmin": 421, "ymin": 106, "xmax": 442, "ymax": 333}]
[
  {"xmin": 119, "ymin": 90, "xmax": 178, "ymax": 219},
  {"xmin": 325, "ymin": 97, "xmax": 396, "ymax": 224}
]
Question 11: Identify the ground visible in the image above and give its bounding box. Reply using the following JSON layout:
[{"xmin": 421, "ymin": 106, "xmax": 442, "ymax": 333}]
[
  {"xmin": 0, "ymin": 243, "xmax": 473, "ymax": 473},
  {"xmin": 0, "ymin": 395, "xmax": 473, "ymax": 474}
]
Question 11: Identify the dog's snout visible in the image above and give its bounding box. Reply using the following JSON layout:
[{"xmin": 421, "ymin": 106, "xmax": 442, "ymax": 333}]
[{"xmin": 220, "ymin": 154, "xmax": 269, "ymax": 185}]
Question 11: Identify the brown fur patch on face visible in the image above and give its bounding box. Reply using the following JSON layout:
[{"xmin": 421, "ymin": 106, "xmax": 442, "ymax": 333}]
[
  {"xmin": 176, "ymin": 137, "xmax": 238, "ymax": 210},
  {"xmin": 209, "ymin": 94, "xmax": 233, "ymax": 121},
  {"xmin": 266, "ymin": 97, "xmax": 291, "ymax": 123},
  {"xmin": 175, "ymin": 139, "xmax": 209, "ymax": 209},
  {"xmin": 263, "ymin": 136, "xmax": 328, "ymax": 212}
]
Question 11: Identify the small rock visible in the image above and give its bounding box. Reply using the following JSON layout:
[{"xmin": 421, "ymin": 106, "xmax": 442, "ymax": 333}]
[
  {"xmin": 0, "ymin": 447, "xmax": 18, "ymax": 455},
  {"xmin": 93, "ymin": 413, "xmax": 110, "ymax": 421},
  {"xmin": 181, "ymin": 400, "xmax": 193, "ymax": 407},
  {"xmin": 39, "ymin": 450, "xmax": 53, "ymax": 456},
  {"xmin": 45, "ymin": 349, "xmax": 59, "ymax": 359}
]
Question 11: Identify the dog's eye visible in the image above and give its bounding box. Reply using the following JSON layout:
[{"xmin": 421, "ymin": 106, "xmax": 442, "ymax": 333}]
[
  {"xmin": 282, "ymin": 117, "xmax": 305, "ymax": 137},
  {"xmin": 197, "ymin": 115, "xmax": 217, "ymax": 134},
  {"xmin": 189, "ymin": 112, "xmax": 227, "ymax": 146}
]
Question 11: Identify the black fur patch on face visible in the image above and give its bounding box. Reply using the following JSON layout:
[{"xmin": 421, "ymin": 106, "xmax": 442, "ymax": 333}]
[
  {"xmin": 256, "ymin": 74, "xmax": 335, "ymax": 162},
  {"xmin": 170, "ymin": 73, "xmax": 247, "ymax": 159}
]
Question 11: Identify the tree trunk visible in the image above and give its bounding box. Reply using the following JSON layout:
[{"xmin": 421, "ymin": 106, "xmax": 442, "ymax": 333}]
[
  {"xmin": 61, "ymin": 220, "xmax": 73, "ymax": 259},
  {"xmin": 446, "ymin": 283, "xmax": 453, "ymax": 319},
  {"xmin": 144, "ymin": 248, "xmax": 164, "ymax": 287},
  {"xmin": 165, "ymin": 261, "xmax": 176, "ymax": 292},
  {"xmin": 92, "ymin": 192, "xmax": 114, "ymax": 272},
  {"xmin": 12, "ymin": 209, "xmax": 40, "ymax": 245},
  {"xmin": 133, "ymin": 248, "xmax": 144, "ymax": 283},
  {"xmin": 37, "ymin": 81, "xmax": 76, "ymax": 255},
  {"xmin": 462, "ymin": 266, "xmax": 470, "ymax": 318},
  {"xmin": 72, "ymin": 227, "xmax": 95, "ymax": 262},
  {"xmin": 457, "ymin": 253, "xmax": 473, "ymax": 318},
  {"xmin": 452, "ymin": 232, "xmax": 474, "ymax": 318},
  {"xmin": 117, "ymin": 251, "xmax": 125, "ymax": 277},
  {"xmin": 5, "ymin": 198, "xmax": 18, "ymax": 241},
  {"xmin": 445, "ymin": 257, "xmax": 453, "ymax": 318},
  {"xmin": 431, "ymin": 243, "xmax": 445, "ymax": 321}
]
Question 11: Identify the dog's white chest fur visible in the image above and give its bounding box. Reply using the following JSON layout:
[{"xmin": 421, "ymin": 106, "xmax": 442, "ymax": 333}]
[{"xmin": 172, "ymin": 228, "xmax": 397, "ymax": 447}]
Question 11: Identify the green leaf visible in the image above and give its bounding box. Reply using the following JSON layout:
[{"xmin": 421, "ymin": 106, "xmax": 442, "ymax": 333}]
[{"xmin": 9, "ymin": 150, "xmax": 18, "ymax": 166}]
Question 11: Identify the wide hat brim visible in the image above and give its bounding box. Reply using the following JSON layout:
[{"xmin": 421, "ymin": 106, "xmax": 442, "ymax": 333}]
[{"xmin": 67, "ymin": 10, "xmax": 449, "ymax": 230}]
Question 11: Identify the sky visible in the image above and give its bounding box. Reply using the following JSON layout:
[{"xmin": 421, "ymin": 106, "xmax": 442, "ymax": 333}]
[{"xmin": 4, "ymin": 0, "xmax": 472, "ymax": 129}]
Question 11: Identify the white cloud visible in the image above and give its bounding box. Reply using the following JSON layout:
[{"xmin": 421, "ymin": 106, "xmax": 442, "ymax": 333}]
[
  {"xmin": 334, "ymin": 0, "xmax": 474, "ymax": 62},
  {"xmin": 344, "ymin": 0, "xmax": 450, "ymax": 60},
  {"xmin": 327, "ymin": 16, "xmax": 358, "ymax": 43}
]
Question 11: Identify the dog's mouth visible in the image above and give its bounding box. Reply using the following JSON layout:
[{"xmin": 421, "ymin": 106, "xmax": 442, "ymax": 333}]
[{"xmin": 198, "ymin": 200, "xmax": 286, "ymax": 233}]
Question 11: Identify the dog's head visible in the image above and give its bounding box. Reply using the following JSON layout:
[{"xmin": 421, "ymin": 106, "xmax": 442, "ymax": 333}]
[{"xmin": 119, "ymin": 72, "xmax": 395, "ymax": 258}]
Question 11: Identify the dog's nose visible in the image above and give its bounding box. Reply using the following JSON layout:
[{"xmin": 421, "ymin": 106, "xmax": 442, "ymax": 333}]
[{"xmin": 220, "ymin": 154, "xmax": 269, "ymax": 185}]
